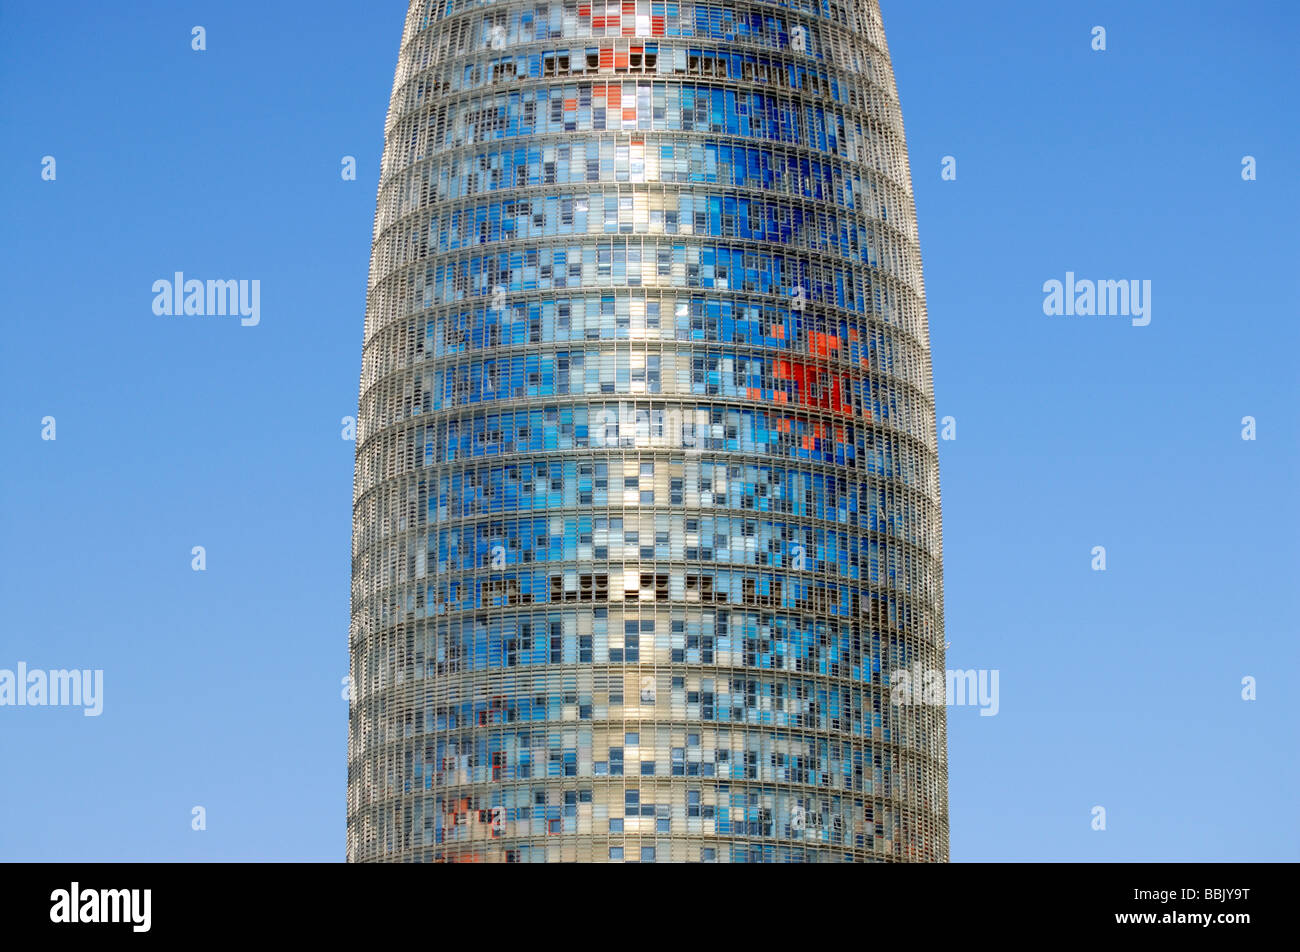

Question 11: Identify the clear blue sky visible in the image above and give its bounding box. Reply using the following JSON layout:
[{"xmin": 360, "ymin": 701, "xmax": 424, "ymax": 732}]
[{"xmin": 1, "ymin": 0, "xmax": 1296, "ymax": 862}]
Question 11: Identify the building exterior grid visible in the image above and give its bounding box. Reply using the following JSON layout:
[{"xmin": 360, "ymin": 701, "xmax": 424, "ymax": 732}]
[{"xmin": 349, "ymin": 0, "xmax": 947, "ymax": 863}]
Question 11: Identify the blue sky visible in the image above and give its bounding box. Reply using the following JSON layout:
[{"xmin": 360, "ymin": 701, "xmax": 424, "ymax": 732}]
[{"xmin": 1, "ymin": 0, "xmax": 1296, "ymax": 861}]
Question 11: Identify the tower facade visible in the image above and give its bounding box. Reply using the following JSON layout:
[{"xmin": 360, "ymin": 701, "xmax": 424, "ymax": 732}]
[{"xmin": 350, "ymin": 0, "xmax": 946, "ymax": 862}]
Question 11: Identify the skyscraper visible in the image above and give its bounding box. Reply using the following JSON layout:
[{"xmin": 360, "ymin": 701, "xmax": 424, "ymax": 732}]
[{"xmin": 350, "ymin": 0, "xmax": 946, "ymax": 862}]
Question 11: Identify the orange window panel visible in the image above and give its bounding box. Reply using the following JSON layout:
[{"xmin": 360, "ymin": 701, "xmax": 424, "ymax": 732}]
[{"xmin": 808, "ymin": 331, "xmax": 839, "ymax": 356}]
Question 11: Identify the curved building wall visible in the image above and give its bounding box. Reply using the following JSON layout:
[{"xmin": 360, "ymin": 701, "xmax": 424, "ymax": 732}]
[{"xmin": 350, "ymin": 0, "xmax": 947, "ymax": 863}]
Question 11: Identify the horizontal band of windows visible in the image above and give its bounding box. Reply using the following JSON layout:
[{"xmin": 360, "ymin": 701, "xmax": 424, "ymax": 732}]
[
  {"xmin": 411, "ymin": 43, "xmax": 859, "ymax": 102},
  {"xmin": 410, "ymin": 1, "xmax": 871, "ymax": 66},
  {"xmin": 356, "ymin": 404, "xmax": 936, "ymax": 484},
  {"xmin": 368, "ymin": 242, "xmax": 923, "ymax": 330},
  {"xmin": 376, "ymin": 137, "xmax": 916, "ymax": 235},
  {"xmin": 397, "ymin": 84, "xmax": 903, "ymax": 167},
  {"xmin": 364, "ymin": 281, "xmax": 929, "ymax": 365}
]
